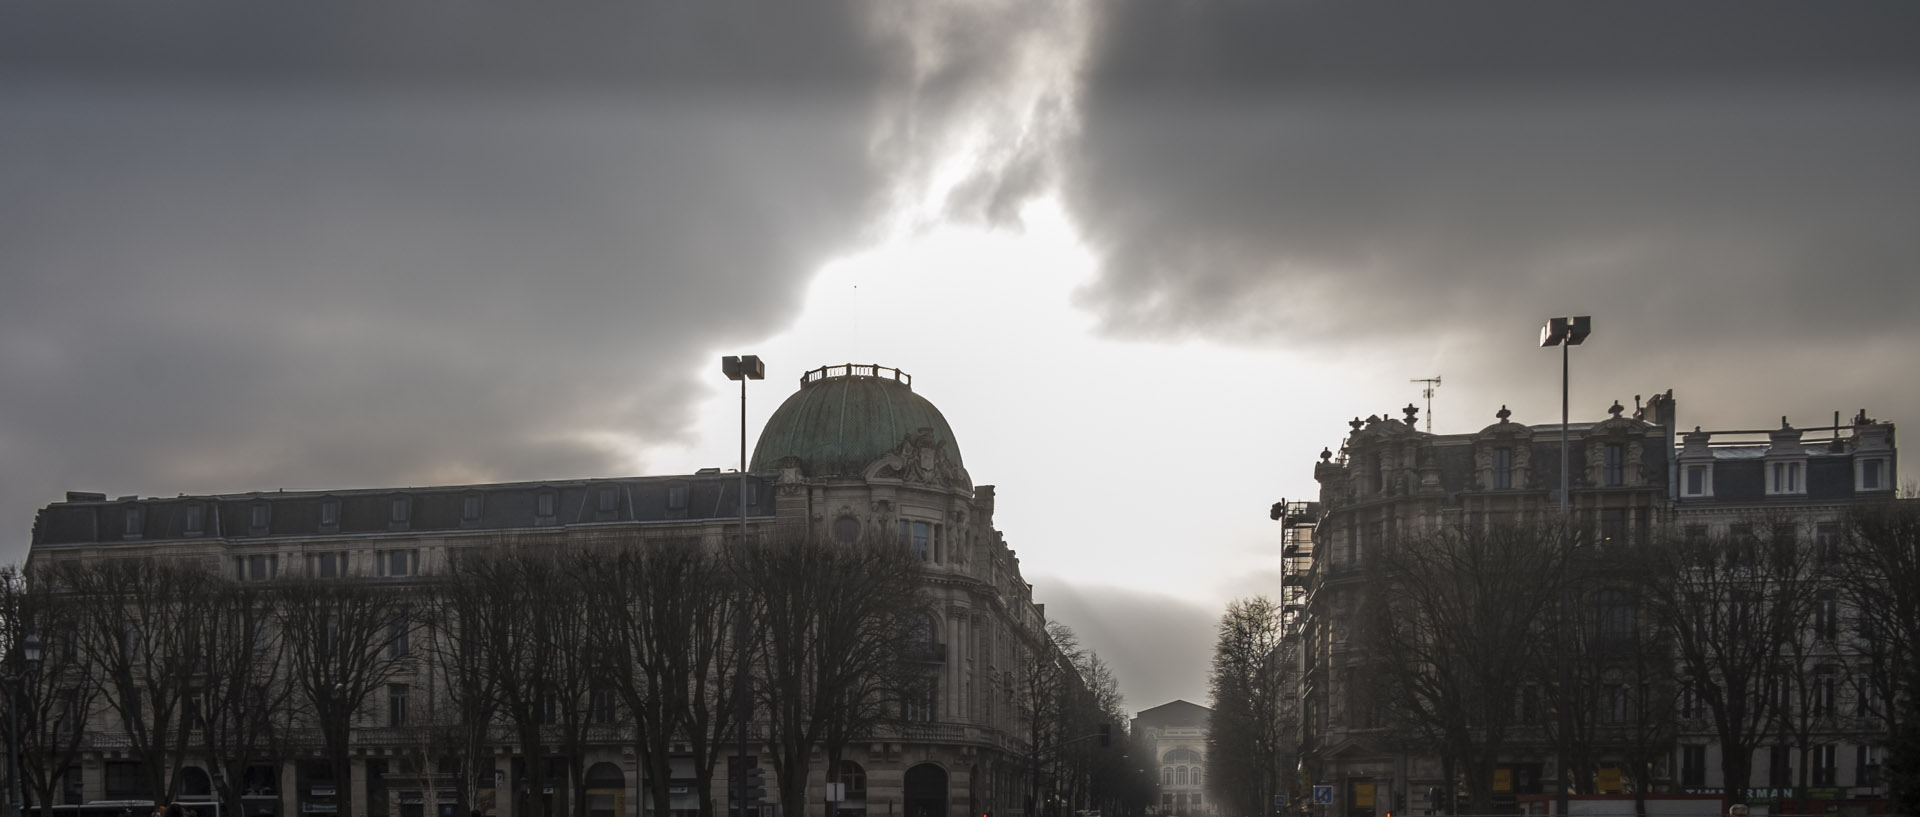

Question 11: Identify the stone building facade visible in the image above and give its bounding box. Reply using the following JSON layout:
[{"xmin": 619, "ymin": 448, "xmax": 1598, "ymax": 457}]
[
  {"xmin": 1288, "ymin": 394, "xmax": 1899, "ymax": 817},
  {"xmin": 1131, "ymin": 702, "xmax": 1212, "ymax": 817},
  {"xmin": 24, "ymin": 364, "xmax": 1061, "ymax": 817}
]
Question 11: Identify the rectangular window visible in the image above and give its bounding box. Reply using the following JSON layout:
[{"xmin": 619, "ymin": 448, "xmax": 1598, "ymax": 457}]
[
  {"xmin": 251, "ymin": 504, "xmax": 271, "ymax": 531},
  {"xmin": 912, "ymin": 521, "xmax": 931, "ymax": 561},
  {"xmin": 1600, "ymin": 509, "xmax": 1627, "ymax": 548},
  {"xmin": 666, "ymin": 484, "xmax": 688, "ymax": 510},
  {"xmin": 1492, "ymin": 448, "xmax": 1512, "ymax": 489},
  {"xmin": 320, "ymin": 500, "xmax": 340, "ymax": 527},
  {"xmin": 743, "ymin": 480, "xmax": 758, "ymax": 506},
  {"xmin": 463, "ymin": 494, "xmax": 483, "ymax": 522},
  {"xmin": 184, "ymin": 504, "xmax": 205, "ymax": 535},
  {"xmin": 1605, "ymin": 444, "xmax": 1624, "ymax": 486},
  {"xmin": 1812, "ymin": 745, "xmax": 1837, "ymax": 786},
  {"xmin": 105, "ymin": 761, "xmax": 149, "ymax": 798},
  {"xmin": 388, "ymin": 613, "xmax": 410, "ymax": 658},
  {"xmin": 309, "ymin": 552, "xmax": 342, "ymax": 579},
  {"xmin": 1863, "ymin": 459, "xmax": 1884, "ymax": 490},
  {"xmin": 238, "ymin": 554, "xmax": 279, "ymax": 582},
  {"xmin": 381, "ymin": 549, "xmax": 418, "ymax": 578},
  {"xmin": 123, "ymin": 507, "xmax": 143, "ymax": 537},
  {"xmin": 389, "ymin": 497, "xmax": 411, "ymax": 524},
  {"xmin": 387, "ymin": 684, "xmax": 409, "ymax": 727},
  {"xmin": 1771, "ymin": 461, "xmax": 1803, "ymax": 494},
  {"xmin": 1686, "ymin": 464, "xmax": 1706, "ymax": 495},
  {"xmin": 1858, "ymin": 746, "xmax": 1883, "ymax": 787},
  {"xmin": 597, "ymin": 487, "xmax": 617, "ymax": 513},
  {"xmin": 1814, "ymin": 669, "xmax": 1837, "ymax": 716},
  {"xmin": 1769, "ymin": 746, "xmax": 1792, "ymax": 787},
  {"xmin": 537, "ymin": 492, "xmax": 556, "ymax": 517},
  {"xmin": 1815, "ymin": 522, "xmax": 1841, "ymax": 567},
  {"xmin": 1684, "ymin": 525, "xmax": 1708, "ymax": 546},
  {"xmin": 1681, "ymin": 745, "xmax": 1707, "ymax": 787},
  {"xmin": 1815, "ymin": 593, "xmax": 1838, "ymax": 641},
  {"xmin": 590, "ymin": 683, "xmax": 617, "ymax": 725}
]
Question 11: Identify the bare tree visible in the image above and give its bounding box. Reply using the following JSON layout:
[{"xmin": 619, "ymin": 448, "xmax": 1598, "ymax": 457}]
[
  {"xmin": 742, "ymin": 530, "xmax": 924, "ymax": 817},
  {"xmin": 1207, "ymin": 597, "xmax": 1290, "ymax": 817},
  {"xmin": 3, "ymin": 564, "xmax": 105, "ymax": 817},
  {"xmin": 1556, "ymin": 549, "xmax": 1676, "ymax": 816},
  {"xmin": 1647, "ymin": 518, "xmax": 1819, "ymax": 808},
  {"xmin": 1831, "ymin": 497, "xmax": 1920, "ymax": 811},
  {"xmin": 59, "ymin": 557, "xmax": 215, "ymax": 803},
  {"xmin": 420, "ymin": 554, "xmax": 506, "ymax": 817},
  {"xmin": 444, "ymin": 541, "xmax": 568, "ymax": 817},
  {"xmin": 276, "ymin": 577, "xmax": 421, "ymax": 817},
  {"xmin": 595, "ymin": 537, "xmax": 737, "ymax": 817},
  {"xmin": 1357, "ymin": 520, "xmax": 1563, "ymax": 815},
  {"xmin": 191, "ymin": 580, "xmax": 299, "ymax": 817}
]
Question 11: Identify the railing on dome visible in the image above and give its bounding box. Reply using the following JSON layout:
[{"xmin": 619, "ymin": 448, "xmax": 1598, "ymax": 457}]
[{"xmin": 800, "ymin": 363, "xmax": 912, "ymax": 389}]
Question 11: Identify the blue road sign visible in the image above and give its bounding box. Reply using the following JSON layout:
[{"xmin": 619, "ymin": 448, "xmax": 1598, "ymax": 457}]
[
  {"xmin": 1275, "ymin": 795, "xmax": 1287, "ymax": 807},
  {"xmin": 1312, "ymin": 786, "xmax": 1334, "ymax": 805}
]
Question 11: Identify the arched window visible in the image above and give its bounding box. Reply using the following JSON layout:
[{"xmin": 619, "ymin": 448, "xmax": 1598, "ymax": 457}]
[{"xmin": 1176, "ymin": 767, "xmax": 1189, "ymax": 786}]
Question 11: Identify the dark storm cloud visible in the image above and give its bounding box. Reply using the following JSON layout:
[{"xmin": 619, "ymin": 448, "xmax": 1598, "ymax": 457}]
[
  {"xmin": 1034, "ymin": 578, "xmax": 1219, "ymax": 712},
  {"xmin": 1066, "ymin": 1, "xmax": 1920, "ymax": 352},
  {"xmin": 0, "ymin": 2, "xmax": 951, "ymax": 559}
]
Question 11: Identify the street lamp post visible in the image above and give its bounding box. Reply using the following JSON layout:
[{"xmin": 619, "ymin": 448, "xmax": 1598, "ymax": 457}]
[
  {"xmin": 1539, "ymin": 316, "xmax": 1590, "ymax": 817},
  {"xmin": 722, "ymin": 355, "xmax": 765, "ymax": 817},
  {"xmin": 8, "ymin": 634, "xmax": 42, "ymax": 817}
]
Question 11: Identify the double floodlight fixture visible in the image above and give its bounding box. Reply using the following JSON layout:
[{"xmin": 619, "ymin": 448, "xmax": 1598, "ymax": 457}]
[
  {"xmin": 722, "ymin": 355, "xmax": 765, "ymax": 382},
  {"xmin": 1539, "ymin": 316, "xmax": 1592, "ymax": 348}
]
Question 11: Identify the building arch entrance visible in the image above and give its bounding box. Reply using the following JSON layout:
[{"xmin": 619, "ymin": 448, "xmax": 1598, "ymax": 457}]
[{"xmin": 904, "ymin": 764, "xmax": 947, "ymax": 817}]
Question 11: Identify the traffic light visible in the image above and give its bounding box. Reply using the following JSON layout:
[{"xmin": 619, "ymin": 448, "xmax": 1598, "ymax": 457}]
[
  {"xmin": 1097, "ymin": 723, "xmax": 1111, "ymax": 747},
  {"xmin": 743, "ymin": 767, "xmax": 766, "ymax": 804}
]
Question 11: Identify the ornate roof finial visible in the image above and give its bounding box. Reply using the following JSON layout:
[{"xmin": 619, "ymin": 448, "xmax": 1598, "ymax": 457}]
[
  {"xmin": 1608, "ymin": 400, "xmax": 1624, "ymax": 418},
  {"xmin": 1403, "ymin": 403, "xmax": 1420, "ymax": 426},
  {"xmin": 1496, "ymin": 405, "xmax": 1512, "ymax": 423},
  {"xmin": 1320, "ymin": 447, "xmax": 1333, "ymax": 462},
  {"xmin": 1350, "ymin": 417, "xmax": 1364, "ymax": 431}
]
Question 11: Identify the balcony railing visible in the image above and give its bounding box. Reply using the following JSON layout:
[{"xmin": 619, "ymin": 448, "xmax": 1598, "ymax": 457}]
[{"xmin": 801, "ymin": 364, "xmax": 911, "ymax": 389}]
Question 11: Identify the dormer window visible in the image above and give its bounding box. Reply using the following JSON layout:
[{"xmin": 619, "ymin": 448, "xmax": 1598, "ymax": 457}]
[
  {"xmin": 1859, "ymin": 458, "xmax": 1887, "ymax": 491},
  {"xmin": 389, "ymin": 496, "xmax": 411, "ymax": 529},
  {"xmin": 597, "ymin": 487, "xmax": 618, "ymax": 513},
  {"xmin": 1492, "ymin": 448, "xmax": 1513, "ymax": 490},
  {"xmin": 184, "ymin": 504, "xmax": 205, "ymax": 536},
  {"xmin": 319, "ymin": 499, "xmax": 341, "ymax": 529},
  {"xmin": 1768, "ymin": 461, "xmax": 1805, "ymax": 496},
  {"xmin": 1604, "ymin": 444, "xmax": 1625, "ymax": 487},
  {"xmin": 122, "ymin": 506, "xmax": 144, "ymax": 538},
  {"xmin": 462, "ymin": 494, "xmax": 483, "ymax": 524},
  {"xmin": 250, "ymin": 503, "xmax": 271, "ymax": 535},
  {"xmin": 1684, "ymin": 464, "xmax": 1712, "ymax": 497},
  {"xmin": 536, "ymin": 491, "xmax": 556, "ymax": 519},
  {"xmin": 667, "ymin": 484, "xmax": 689, "ymax": 511}
]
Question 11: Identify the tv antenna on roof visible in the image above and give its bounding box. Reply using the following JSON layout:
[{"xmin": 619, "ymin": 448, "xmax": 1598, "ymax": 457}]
[{"xmin": 1411, "ymin": 376, "xmax": 1442, "ymax": 432}]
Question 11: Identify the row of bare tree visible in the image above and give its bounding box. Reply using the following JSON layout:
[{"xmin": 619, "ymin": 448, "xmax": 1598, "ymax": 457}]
[
  {"xmin": 0, "ymin": 531, "xmax": 940, "ymax": 817},
  {"xmin": 1015, "ymin": 622, "xmax": 1140, "ymax": 817},
  {"xmin": 1352, "ymin": 500, "xmax": 1920, "ymax": 815}
]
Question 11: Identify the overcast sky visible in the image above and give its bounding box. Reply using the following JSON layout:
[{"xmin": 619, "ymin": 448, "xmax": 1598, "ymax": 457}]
[{"xmin": 5, "ymin": 1, "xmax": 1917, "ymax": 712}]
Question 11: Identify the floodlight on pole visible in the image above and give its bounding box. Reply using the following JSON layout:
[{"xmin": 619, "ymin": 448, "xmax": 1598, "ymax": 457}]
[
  {"xmin": 1539, "ymin": 315, "xmax": 1590, "ymax": 817},
  {"xmin": 721, "ymin": 355, "xmax": 763, "ymax": 817}
]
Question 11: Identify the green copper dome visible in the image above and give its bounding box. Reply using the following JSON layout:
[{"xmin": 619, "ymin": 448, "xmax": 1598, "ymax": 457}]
[{"xmin": 751, "ymin": 365, "xmax": 963, "ymax": 478}]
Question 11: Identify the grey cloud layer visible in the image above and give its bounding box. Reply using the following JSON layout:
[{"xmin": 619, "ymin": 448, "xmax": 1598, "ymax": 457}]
[
  {"xmin": 1067, "ymin": 2, "xmax": 1920, "ymax": 348},
  {"xmin": 0, "ymin": 2, "xmax": 915, "ymax": 559}
]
